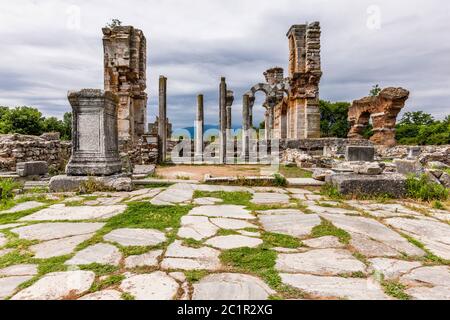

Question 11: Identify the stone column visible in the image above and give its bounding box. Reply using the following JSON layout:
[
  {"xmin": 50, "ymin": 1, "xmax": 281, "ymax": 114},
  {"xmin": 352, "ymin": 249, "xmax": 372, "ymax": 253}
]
[
  {"xmin": 158, "ymin": 76, "xmax": 167, "ymax": 163},
  {"xmin": 194, "ymin": 94, "xmax": 204, "ymax": 162},
  {"xmin": 219, "ymin": 77, "xmax": 227, "ymax": 164},
  {"xmin": 66, "ymin": 89, "xmax": 122, "ymax": 176},
  {"xmin": 241, "ymin": 94, "xmax": 250, "ymax": 161},
  {"xmin": 264, "ymin": 107, "xmax": 270, "ymax": 140}
]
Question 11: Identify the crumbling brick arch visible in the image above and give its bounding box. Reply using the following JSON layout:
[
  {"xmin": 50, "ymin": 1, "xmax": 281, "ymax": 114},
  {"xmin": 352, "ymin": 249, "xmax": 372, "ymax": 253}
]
[{"xmin": 348, "ymin": 87, "xmax": 409, "ymax": 147}]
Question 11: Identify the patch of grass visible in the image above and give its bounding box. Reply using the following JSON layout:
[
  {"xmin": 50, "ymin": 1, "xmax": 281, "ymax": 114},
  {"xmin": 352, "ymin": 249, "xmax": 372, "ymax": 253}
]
[
  {"xmin": 352, "ymin": 252, "xmax": 369, "ymax": 265},
  {"xmin": 79, "ymin": 263, "xmax": 118, "ymax": 276},
  {"xmin": 220, "ymin": 246, "xmax": 280, "ymax": 288},
  {"xmin": 279, "ymin": 165, "xmax": 312, "ymax": 179},
  {"xmin": 0, "ymin": 250, "xmax": 33, "ymax": 269},
  {"xmin": 175, "ymin": 175, "xmax": 191, "ymax": 180},
  {"xmin": 402, "ymin": 234, "xmax": 450, "ymax": 265},
  {"xmin": 310, "ymin": 219, "xmax": 351, "ymax": 245},
  {"xmin": 78, "ymin": 177, "xmax": 113, "ymax": 194},
  {"xmin": 106, "ymin": 202, "xmax": 192, "ymax": 231},
  {"xmin": 381, "ymin": 279, "xmax": 410, "ymax": 300},
  {"xmin": 36, "ymin": 255, "xmax": 69, "ymax": 275},
  {"xmin": 193, "ymin": 191, "xmax": 252, "ymax": 206},
  {"xmin": 432, "ymin": 200, "xmax": 446, "ymax": 210},
  {"xmin": 0, "ymin": 178, "xmax": 20, "ymax": 203},
  {"xmin": 272, "ymin": 174, "xmax": 287, "ymax": 187},
  {"xmin": 338, "ymin": 271, "xmax": 366, "ymax": 278},
  {"xmin": 64, "ymin": 201, "xmax": 85, "ymax": 207},
  {"xmin": 406, "ymin": 174, "xmax": 448, "ymax": 201},
  {"xmin": 261, "ymin": 232, "xmax": 302, "ymax": 249},
  {"xmin": 0, "ymin": 204, "xmax": 50, "ymax": 225},
  {"xmin": 182, "ymin": 238, "xmax": 204, "ymax": 248},
  {"xmin": 216, "ymin": 229, "xmax": 240, "ymax": 236},
  {"xmin": 320, "ymin": 183, "xmax": 344, "ymax": 200},
  {"xmin": 185, "ymin": 270, "xmax": 209, "ymax": 283},
  {"xmin": 119, "ymin": 246, "xmax": 152, "ymax": 257},
  {"xmin": 121, "ymin": 292, "xmax": 135, "ymax": 300},
  {"xmin": 90, "ymin": 274, "xmax": 125, "ymax": 292}
]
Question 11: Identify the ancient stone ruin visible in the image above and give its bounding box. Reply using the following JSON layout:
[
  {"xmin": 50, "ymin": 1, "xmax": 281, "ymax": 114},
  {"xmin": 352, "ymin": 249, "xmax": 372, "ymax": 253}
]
[
  {"xmin": 348, "ymin": 87, "xmax": 410, "ymax": 147},
  {"xmin": 102, "ymin": 26, "xmax": 147, "ymax": 150}
]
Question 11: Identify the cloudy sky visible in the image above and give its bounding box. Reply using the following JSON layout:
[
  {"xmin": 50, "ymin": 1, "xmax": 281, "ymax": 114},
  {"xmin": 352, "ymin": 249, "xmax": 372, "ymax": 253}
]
[{"xmin": 0, "ymin": 0, "xmax": 449, "ymax": 130}]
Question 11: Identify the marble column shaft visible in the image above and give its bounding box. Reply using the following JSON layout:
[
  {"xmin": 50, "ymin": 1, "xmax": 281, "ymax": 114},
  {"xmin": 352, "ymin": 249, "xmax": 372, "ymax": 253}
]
[
  {"xmin": 158, "ymin": 75, "xmax": 167, "ymax": 163},
  {"xmin": 195, "ymin": 94, "xmax": 204, "ymax": 160},
  {"xmin": 219, "ymin": 77, "xmax": 227, "ymax": 164}
]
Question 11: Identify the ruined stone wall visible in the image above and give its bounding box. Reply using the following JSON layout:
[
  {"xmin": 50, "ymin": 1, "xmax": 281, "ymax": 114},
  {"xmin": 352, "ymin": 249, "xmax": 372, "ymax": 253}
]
[
  {"xmin": 348, "ymin": 87, "xmax": 409, "ymax": 147},
  {"xmin": 103, "ymin": 26, "xmax": 147, "ymax": 150},
  {"xmin": 0, "ymin": 134, "xmax": 71, "ymax": 172}
]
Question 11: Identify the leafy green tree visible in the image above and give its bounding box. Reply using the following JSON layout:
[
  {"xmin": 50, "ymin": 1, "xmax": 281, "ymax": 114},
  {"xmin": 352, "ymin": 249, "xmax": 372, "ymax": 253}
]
[
  {"xmin": 370, "ymin": 84, "xmax": 381, "ymax": 97},
  {"xmin": 396, "ymin": 111, "xmax": 450, "ymax": 145},
  {"xmin": 399, "ymin": 111, "xmax": 434, "ymax": 126},
  {"xmin": 0, "ymin": 106, "xmax": 44, "ymax": 135},
  {"xmin": 61, "ymin": 112, "xmax": 72, "ymax": 140},
  {"xmin": 319, "ymin": 100, "xmax": 350, "ymax": 138}
]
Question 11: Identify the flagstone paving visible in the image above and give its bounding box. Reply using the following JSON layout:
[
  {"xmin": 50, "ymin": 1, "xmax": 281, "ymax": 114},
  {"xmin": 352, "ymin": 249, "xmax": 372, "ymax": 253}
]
[{"xmin": 1, "ymin": 183, "xmax": 449, "ymax": 300}]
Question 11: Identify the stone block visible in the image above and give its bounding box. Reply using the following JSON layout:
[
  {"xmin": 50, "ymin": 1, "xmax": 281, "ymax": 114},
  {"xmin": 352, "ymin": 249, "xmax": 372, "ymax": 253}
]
[
  {"xmin": 133, "ymin": 165, "xmax": 155, "ymax": 175},
  {"xmin": 66, "ymin": 89, "xmax": 122, "ymax": 176},
  {"xmin": 49, "ymin": 174, "xmax": 132, "ymax": 192},
  {"xmin": 394, "ymin": 159, "xmax": 423, "ymax": 175},
  {"xmin": 16, "ymin": 161, "xmax": 48, "ymax": 177},
  {"xmin": 345, "ymin": 146, "xmax": 375, "ymax": 162},
  {"xmin": 328, "ymin": 173, "xmax": 407, "ymax": 198}
]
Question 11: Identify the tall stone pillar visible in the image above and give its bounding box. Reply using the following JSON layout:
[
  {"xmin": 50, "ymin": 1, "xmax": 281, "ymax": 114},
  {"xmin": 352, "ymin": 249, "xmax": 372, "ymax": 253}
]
[
  {"xmin": 241, "ymin": 94, "xmax": 250, "ymax": 161},
  {"xmin": 219, "ymin": 77, "xmax": 227, "ymax": 164},
  {"xmin": 264, "ymin": 108, "xmax": 270, "ymax": 140},
  {"xmin": 66, "ymin": 89, "xmax": 122, "ymax": 176},
  {"xmin": 226, "ymin": 90, "xmax": 234, "ymax": 130},
  {"xmin": 194, "ymin": 94, "xmax": 204, "ymax": 162},
  {"xmin": 158, "ymin": 76, "xmax": 167, "ymax": 163}
]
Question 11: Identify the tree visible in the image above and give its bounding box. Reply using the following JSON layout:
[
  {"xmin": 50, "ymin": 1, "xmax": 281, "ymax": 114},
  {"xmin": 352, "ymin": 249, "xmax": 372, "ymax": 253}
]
[
  {"xmin": 399, "ymin": 111, "xmax": 434, "ymax": 126},
  {"xmin": 396, "ymin": 111, "xmax": 450, "ymax": 145},
  {"xmin": 61, "ymin": 112, "xmax": 72, "ymax": 140},
  {"xmin": 319, "ymin": 100, "xmax": 350, "ymax": 138},
  {"xmin": 369, "ymin": 84, "xmax": 381, "ymax": 97},
  {"xmin": 106, "ymin": 19, "xmax": 122, "ymax": 28},
  {"xmin": 0, "ymin": 106, "xmax": 44, "ymax": 135}
]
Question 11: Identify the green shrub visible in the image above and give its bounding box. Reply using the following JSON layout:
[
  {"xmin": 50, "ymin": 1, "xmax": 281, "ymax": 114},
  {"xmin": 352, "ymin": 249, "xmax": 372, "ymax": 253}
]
[
  {"xmin": 0, "ymin": 178, "xmax": 20, "ymax": 203},
  {"xmin": 320, "ymin": 183, "xmax": 343, "ymax": 200},
  {"xmin": 273, "ymin": 174, "xmax": 287, "ymax": 187},
  {"xmin": 406, "ymin": 174, "xmax": 448, "ymax": 201}
]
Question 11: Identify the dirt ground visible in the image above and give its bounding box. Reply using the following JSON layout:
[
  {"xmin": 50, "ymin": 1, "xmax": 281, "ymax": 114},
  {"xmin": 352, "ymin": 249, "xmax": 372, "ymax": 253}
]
[{"xmin": 155, "ymin": 165, "xmax": 273, "ymax": 180}]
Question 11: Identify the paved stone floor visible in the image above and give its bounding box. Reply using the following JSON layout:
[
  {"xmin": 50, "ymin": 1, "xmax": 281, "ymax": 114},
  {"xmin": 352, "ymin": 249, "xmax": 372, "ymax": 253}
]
[{"xmin": 0, "ymin": 183, "xmax": 449, "ymax": 300}]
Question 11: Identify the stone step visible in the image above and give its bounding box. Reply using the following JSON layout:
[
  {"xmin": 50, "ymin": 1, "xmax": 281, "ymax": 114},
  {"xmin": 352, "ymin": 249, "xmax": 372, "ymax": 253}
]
[
  {"xmin": 23, "ymin": 181, "xmax": 49, "ymax": 190},
  {"xmin": 133, "ymin": 178, "xmax": 200, "ymax": 185},
  {"xmin": 287, "ymin": 178, "xmax": 324, "ymax": 187}
]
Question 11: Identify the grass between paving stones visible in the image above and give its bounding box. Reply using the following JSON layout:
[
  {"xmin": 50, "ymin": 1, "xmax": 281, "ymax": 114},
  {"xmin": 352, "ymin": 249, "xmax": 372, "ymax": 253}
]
[
  {"xmin": 278, "ymin": 165, "xmax": 312, "ymax": 179},
  {"xmin": 219, "ymin": 246, "xmax": 306, "ymax": 299},
  {"xmin": 185, "ymin": 270, "xmax": 209, "ymax": 283},
  {"xmin": 182, "ymin": 238, "xmax": 204, "ymax": 248},
  {"xmin": 310, "ymin": 218, "xmax": 351, "ymax": 245},
  {"xmin": 121, "ymin": 292, "xmax": 135, "ymax": 300},
  {"xmin": 401, "ymin": 233, "xmax": 450, "ymax": 265},
  {"xmin": 261, "ymin": 232, "xmax": 302, "ymax": 249},
  {"xmin": 381, "ymin": 279, "xmax": 411, "ymax": 300},
  {"xmin": 89, "ymin": 274, "xmax": 125, "ymax": 293}
]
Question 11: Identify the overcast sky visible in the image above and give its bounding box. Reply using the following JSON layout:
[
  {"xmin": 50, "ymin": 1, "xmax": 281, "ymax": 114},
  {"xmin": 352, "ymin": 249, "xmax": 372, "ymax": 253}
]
[{"xmin": 0, "ymin": 0, "xmax": 449, "ymax": 130}]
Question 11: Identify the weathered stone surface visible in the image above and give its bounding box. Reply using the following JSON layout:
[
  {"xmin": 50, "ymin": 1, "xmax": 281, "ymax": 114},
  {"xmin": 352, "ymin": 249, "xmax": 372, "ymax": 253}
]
[
  {"xmin": 210, "ymin": 218, "xmax": 257, "ymax": 230},
  {"xmin": 169, "ymin": 272, "xmax": 186, "ymax": 282},
  {"xmin": 0, "ymin": 223, "xmax": 24, "ymax": 230},
  {"xmin": 345, "ymin": 146, "xmax": 375, "ymax": 162},
  {"xmin": 346, "ymin": 201, "xmax": 420, "ymax": 218},
  {"xmin": 66, "ymin": 89, "xmax": 122, "ymax": 176},
  {"xmin": 151, "ymin": 183, "xmax": 194, "ymax": 205},
  {"xmin": 11, "ymin": 222, "xmax": 105, "ymax": 241},
  {"xmin": 0, "ymin": 249, "xmax": 13, "ymax": 258},
  {"xmin": 322, "ymin": 214, "xmax": 424, "ymax": 257},
  {"xmin": 251, "ymin": 193, "xmax": 290, "ymax": 205},
  {"xmin": 306, "ymin": 204, "xmax": 359, "ymax": 215},
  {"xmin": 66, "ymin": 243, "xmax": 122, "ymax": 266},
  {"xmin": 205, "ymin": 235, "xmax": 263, "ymax": 250},
  {"xmin": 188, "ymin": 205, "xmax": 254, "ymax": 219},
  {"xmin": 258, "ymin": 210, "xmax": 321, "ymax": 237},
  {"xmin": 192, "ymin": 273, "xmax": 275, "ymax": 300},
  {"xmin": 177, "ymin": 216, "xmax": 218, "ymax": 240},
  {"xmin": 16, "ymin": 161, "xmax": 48, "ymax": 177},
  {"xmin": 0, "ymin": 201, "xmax": 45, "ymax": 214},
  {"xmin": 352, "ymin": 162, "xmax": 383, "ymax": 175},
  {"xmin": 161, "ymin": 240, "xmax": 221, "ymax": 271},
  {"xmin": 348, "ymin": 87, "xmax": 409, "ymax": 147},
  {"xmin": 328, "ymin": 173, "xmax": 407, "ymax": 197},
  {"xmin": 29, "ymin": 234, "xmax": 94, "ymax": 259},
  {"xmin": 0, "ymin": 264, "xmax": 38, "ymax": 277},
  {"xmin": 20, "ymin": 204, "xmax": 126, "ymax": 221},
  {"xmin": 49, "ymin": 175, "xmax": 132, "ymax": 192},
  {"xmin": 276, "ymin": 249, "xmax": 366, "ymax": 275},
  {"xmin": 349, "ymin": 232, "xmax": 399, "ymax": 257},
  {"xmin": 11, "ymin": 271, "xmax": 95, "ymax": 300},
  {"xmin": 79, "ymin": 290, "xmax": 123, "ymax": 300},
  {"xmin": 394, "ymin": 159, "xmax": 423, "ymax": 175},
  {"xmin": 312, "ymin": 169, "xmax": 334, "ymax": 181},
  {"xmin": 120, "ymin": 272, "xmax": 179, "ymax": 300},
  {"xmin": 125, "ymin": 250, "xmax": 163, "ymax": 268},
  {"xmin": 193, "ymin": 197, "xmax": 224, "ymax": 205},
  {"xmin": 133, "ymin": 165, "xmax": 155, "ymax": 176},
  {"xmin": 104, "ymin": 228, "xmax": 166, "ymax": 246},
  {"xmin": 303, "ymin": 236, "xmax": 345, "ymax": 249},
  {"xmin": 368, "ymin": 258, "xmax": 421, "ymax": 279},
  {"xmin": 400, "ymin": 266, "xmax": 450, "ymax": 287},
  {"xmin": 406, "ymin": 286, "xmax": 450, "ymax": 300},
  {"xmin": 280, "ymin": 274, "xmax": 389, "ymax": 300},
  {"xmin": 0, "ymin": 276, "xmax": 34, "ymax": 299},
  {"xmin": 385, "ymin": 217, "xmax": 450, "ymax": 260},
  {"xmin": 287, "ymin": 188, "xmax": 312, "ymax": 194},
  {"xmin": 440, "ymin": 172, "xmax": 450, "ymax": 188}
]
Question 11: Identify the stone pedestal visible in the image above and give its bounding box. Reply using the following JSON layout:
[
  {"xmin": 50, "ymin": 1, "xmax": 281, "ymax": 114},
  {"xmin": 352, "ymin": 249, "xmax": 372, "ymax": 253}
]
[{"xmin": 66, "ymin": 89, "xmax": 122, "ymax": 176}]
